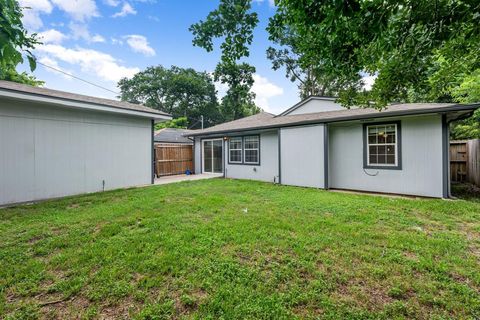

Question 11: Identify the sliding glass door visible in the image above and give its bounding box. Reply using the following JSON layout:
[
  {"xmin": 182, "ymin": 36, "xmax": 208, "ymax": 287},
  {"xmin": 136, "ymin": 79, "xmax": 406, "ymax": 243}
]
[{"xmin": 203, "ymin": 139, "xmax": 223, "ymax": 173}]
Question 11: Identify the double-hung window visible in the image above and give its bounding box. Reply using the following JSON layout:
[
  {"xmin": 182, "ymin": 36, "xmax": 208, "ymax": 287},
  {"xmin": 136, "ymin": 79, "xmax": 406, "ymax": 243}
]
[
  {"xmin": 364, "ymin": 122, "xmax": 401, "ymax": 169},
  {"xmin": 244, "ymin": 136, "xmax": 260, "ymax": 164},
  {"xmin": 228, "ymin": 135, "xmax": 260, "ymax": 164},
  {"xmin": 229, "ymin": 137, "xmax": 243, "ymax": 163}
]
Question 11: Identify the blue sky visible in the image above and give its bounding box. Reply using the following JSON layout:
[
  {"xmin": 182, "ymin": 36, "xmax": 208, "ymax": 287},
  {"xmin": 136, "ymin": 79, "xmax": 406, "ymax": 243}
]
[{"xmin": 18, "ymin": 0, "xmax": 302, "ymax": 114}]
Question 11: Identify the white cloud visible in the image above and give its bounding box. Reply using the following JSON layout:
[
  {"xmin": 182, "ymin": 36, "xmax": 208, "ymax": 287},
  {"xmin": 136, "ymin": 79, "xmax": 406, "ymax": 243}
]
[
  {"xmin": 111, "ymin": 37, "xmax": 124, "ymax": 45},
  {"xmin": 362, "ymin": 73, "xmax": 377, "ymax": 91},
  {"xmin": 50, "ymin": 0, "xmax": 99, "ymax": 21},
  {"xmin": 252, "ymin": 74, "xmax": 283, "ymax": 112},
  {"xmin": 124, "ymin": 35, "xmax": 155, "ymax": 56},
  {"xmin": 91, "ymin": 34, "xmax": 106, "ymax": 43},
  {"xmin": 105, "ymin": 0, "xmax": 120, "ymax": 6},
  {"xmin": 69, "ymin": 23, "xmax": 105, "ymax": 43},
  {"xmin": 112, "ymin": 2, "xmax": 137, "ymax": 17},
  {"xmin": 214, "ymin": 74, "xmax": 284, "ymax": 112},
  {"xmin": 253, "ymin": 0, "xmax": 275, "ymax": 7},
  {"xmin": 18, "ymin": 0, "xmax": 53, "ymax": 30},
  {"xmin": 36, "ymin": 44, "xmax": 140, "ymax": 83},
  {"xmin": 38, "ymin": 29, "xmax": 68, "ymax": 44},
  {"xmin": 214, "ymin": 80, "xmax": 229, "ymax": 99}
]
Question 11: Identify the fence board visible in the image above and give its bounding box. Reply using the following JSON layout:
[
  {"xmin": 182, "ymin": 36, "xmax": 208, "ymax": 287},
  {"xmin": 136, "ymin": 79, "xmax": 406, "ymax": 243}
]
[
  {"xmin": 467, "ymin": 139, "xmax": 480, "ymax": 186},
  {"xmin": 450, "ymin": 139, "xmax": 480, "ymax": 186},
  {"xmin": 154, "ymin": 144, "xmax": 194, "ymax": 177}
]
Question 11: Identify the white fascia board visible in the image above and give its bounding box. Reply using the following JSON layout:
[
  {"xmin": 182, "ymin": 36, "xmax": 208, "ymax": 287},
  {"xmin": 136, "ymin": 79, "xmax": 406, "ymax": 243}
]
[{"xmin": 0, "ymin": 89, "xmax": 172, "ymax": 121}]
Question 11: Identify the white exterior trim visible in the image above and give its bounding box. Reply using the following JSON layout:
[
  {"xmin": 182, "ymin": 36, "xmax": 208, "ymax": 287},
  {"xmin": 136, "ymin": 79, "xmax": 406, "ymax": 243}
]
[
  {"xmin": 0, "ymin": 89, "xmax": 171, "ymax": 121},
  {"xmin": 365, "ymin": 123, "xmax": 399, "ymax": 167}
]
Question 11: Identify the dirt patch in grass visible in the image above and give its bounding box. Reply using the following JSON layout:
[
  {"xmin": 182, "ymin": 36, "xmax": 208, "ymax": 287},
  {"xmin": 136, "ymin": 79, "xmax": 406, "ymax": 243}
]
[
  {"xmin": 39, "ymin": 295, "xmax": 91, "ymax": 319},
  {"xmin": 334, "ymin": 279, "xmax": 395, "ymax": 311},
  {"xmin": 403, "ymin": 251, "xmax": 419, "ymax": 262}
]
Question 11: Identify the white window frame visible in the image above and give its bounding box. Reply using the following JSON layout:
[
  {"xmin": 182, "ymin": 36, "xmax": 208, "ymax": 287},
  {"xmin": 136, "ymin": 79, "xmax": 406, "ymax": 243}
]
[
  {"xmin": 229, "ymin": 137, "xmax": 243, "ymax": 164},
  {"xmin": 243, "ymin": 135, "xmax": 260, "ymax": 165},
  {"xmin": 366, "ymin": 123, "xmax": 398, "ymax": 167}
]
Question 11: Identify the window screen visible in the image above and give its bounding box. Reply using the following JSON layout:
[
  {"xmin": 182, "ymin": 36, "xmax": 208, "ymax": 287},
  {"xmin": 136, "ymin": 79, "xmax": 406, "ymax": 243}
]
[
  {"xmin": 243, "ymin": 136, "xmax": 259, "ymax": 164},
  {"xmin": 366, "ymin": 124, "xmax": 398, "ymax": 166}
]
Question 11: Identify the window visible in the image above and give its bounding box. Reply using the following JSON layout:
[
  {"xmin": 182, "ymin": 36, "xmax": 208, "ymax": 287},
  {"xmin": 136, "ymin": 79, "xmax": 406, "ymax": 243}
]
[
  {"xmin": 229, "ymin": 137, "xmax": 242, "ymax": 163},
  {"xmin": 244, "ymin": 136, "xmax": 260, "ymax": 164},
  {"xmin": 364, "ymin": 122, "xmax": 401, "ymax": 169}
]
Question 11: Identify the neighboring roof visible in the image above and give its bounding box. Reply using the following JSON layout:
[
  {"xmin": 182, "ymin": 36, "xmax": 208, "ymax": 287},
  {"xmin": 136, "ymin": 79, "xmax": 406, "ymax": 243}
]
[
  {"xmin": 278, "ymin": 96, "xmax": 338, "ymax": 116},
  {"xmin": 0, "ymin": 80, "xmax": 171, "ymax": 119},
  {"xmin": 188, "ymin": 103, "xmax": 480, "ymax": 137},
  {"xmin": 154, "ymin": 128, "xmax": 193, "ymax": 144},
  {"xmin": 187, "ymin": 112, "xmax": 275, "ymax": 136}
]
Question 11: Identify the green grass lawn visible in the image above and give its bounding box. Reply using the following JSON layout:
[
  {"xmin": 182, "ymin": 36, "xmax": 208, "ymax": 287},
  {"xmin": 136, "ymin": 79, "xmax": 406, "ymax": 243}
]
[{"xmin": 1, "ymin": 179, "xmax": 479, "ymax": 319}]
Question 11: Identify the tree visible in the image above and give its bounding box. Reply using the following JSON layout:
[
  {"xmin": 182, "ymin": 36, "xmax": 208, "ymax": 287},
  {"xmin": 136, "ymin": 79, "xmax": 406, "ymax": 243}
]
[
  {"xmin": 118, "ymin": 65, "xmax": 222, "ymax": 128},
  {"xmin": 449, "ymin": 69, "xmax": 480, "ymax": 140},
  {"xmin": 190, "ymin": 0, "xmax": 260, "ymax": 121},
  {"xmin": 154, "ymin": 117, "xmax": 188, "ymax": 130},
  {"xmin": 268, "ymin": 0, "xmax": 480, "ymax": 109},
  {"xmin": 266, "ymin": 23, "xmax": 361, "ymax": 99},
  {"xmin": 0, "ymin": 0, "xmax": 42, "ymax": 85}
]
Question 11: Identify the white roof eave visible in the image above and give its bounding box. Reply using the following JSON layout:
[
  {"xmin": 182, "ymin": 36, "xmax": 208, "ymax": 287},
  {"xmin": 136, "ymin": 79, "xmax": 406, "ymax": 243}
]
[{"xmin": 0, "ymin": 89, "xmax": 171, "ymax": 121}]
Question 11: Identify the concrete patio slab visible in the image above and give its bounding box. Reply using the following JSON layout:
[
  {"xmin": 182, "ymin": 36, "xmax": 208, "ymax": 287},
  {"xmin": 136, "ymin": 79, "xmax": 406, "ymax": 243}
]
[{"xmin": 154, "ymin": 173, "xmax": 223, "ymax": 185}]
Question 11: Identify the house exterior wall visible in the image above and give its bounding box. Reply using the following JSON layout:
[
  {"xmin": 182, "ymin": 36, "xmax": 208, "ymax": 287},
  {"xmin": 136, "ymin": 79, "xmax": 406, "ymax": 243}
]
[
  {"xmin": 280, "ymin": 124, "xmax": 326, "ymax": 188},
  {"xmin": 225, "ymin": 131, "xmax": 279, "ymax": 183},
  {"xmin": 0, "ymin": 99, "xmax": 152, "ymax": 206},
  {"xmin": 328, "ymin": 115, "xmax": 443, "ymax": 197},
  {"xmin": 286, "ymin": 99, "xmax": 344, "ymax": 115}
]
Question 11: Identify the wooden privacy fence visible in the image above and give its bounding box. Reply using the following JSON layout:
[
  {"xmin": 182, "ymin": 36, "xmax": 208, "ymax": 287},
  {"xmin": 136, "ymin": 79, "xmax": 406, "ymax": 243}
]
[
  {"xmin": 450, "ymin": 139, "xmax": 480, "ymax": 186},
  {"xmin": 154, "ymin": 144, "xmax": 194, "ymax": 177}
]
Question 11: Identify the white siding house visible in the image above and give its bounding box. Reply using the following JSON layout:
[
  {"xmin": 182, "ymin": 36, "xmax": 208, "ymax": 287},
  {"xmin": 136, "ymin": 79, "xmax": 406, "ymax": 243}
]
[
  {"xmin": 328, "ymin": 115, "xmax": 444, "ymax": 197},
  {"xmin": 0, "ymin": 81, "xmax": 170, "ymax": 206},
  {"xmin": 189, "ymin": 98, "xmax": 479, "ymax": 198}
]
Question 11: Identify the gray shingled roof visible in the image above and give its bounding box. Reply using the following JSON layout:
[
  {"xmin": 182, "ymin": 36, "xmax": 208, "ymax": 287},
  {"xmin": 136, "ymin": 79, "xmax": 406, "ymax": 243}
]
[
  {"xmin": 154, "ymin": 128, "xmax": 193, "ymax": 144},
  {"xmin": 188, "ymin": 103, "xmax": 479, "ymax": 136},
  {"xmin": 0, "ymin": 80, "xmax": 170, "ymax": 117}
]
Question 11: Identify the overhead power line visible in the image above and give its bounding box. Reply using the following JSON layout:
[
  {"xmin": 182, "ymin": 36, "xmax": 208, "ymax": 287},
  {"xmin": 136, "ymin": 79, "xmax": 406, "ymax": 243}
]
[{"xmin": 33, "ymin": 55, "xmax": 120, "ymax": 95}]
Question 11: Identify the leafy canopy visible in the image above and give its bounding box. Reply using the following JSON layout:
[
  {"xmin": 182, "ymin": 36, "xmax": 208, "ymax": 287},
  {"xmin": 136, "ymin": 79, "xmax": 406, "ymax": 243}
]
[
  {"xmin": 154, "ymin": 117, "xmax": 188, "ymax": 130},
  {"xmin": 190, "ymin": 0, "xmax": 261, "ymax": 121},
  {"xmin": 266, "ymin": 23, "xmax": 361, "ymax": 99},
  {"xmin": 0, "ymin": 0, "xmax": 42, "ymax": 85},
  {"xmin": 118, "ymin": 66, "xmax": 222, "ymax": 128},
  {"xmin": 269, "ymin": 0, "xmax": 480, "ymax": 108}
]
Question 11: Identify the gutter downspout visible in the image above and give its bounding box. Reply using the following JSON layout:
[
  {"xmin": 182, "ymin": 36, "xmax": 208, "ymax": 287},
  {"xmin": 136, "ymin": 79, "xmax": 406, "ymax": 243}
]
[
  {"xmin": 277, "ymin": 128, "xmax": 282, "ymax": 184},
  {"xmin": 151, "ymin": 119, "xmax": 155, "ymax": 184},
  {"xmin": 187, "ymin": 137, "xmax": 195, "ymax": 174},
  {"xmin": 324, "ymin": 124, "xmax": 329, "ymax": 189}
]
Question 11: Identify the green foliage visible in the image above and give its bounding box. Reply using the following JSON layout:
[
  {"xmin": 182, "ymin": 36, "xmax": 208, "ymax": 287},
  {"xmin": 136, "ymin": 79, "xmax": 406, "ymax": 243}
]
[
  {"xmin": 449, "ymin": 67, "xmax": 480, "ymax": 140},
  {"xmin": 1, "ymin": 179, "xmax": 480, "ymax": 318},
  {"xmin": 0, "ymin": 0, "xmax": 42, "ymax": 85},
  {"xmin": 269, "ymin": 0, "xmax": 480, "ymax": 108},
  {"xmin": 154, "ymin": 117, "xmax": 188, "ymax": 130},
  {"xmin": 190, "ymin": 0, "xmax": 260, "ymax": 121},
  {"xmin": 215, "ymin": 61, "xmax": 260, "ymax": 120},
  {"xmin": 118, "ymin": 66, "xmax": 222, "ymax": 128},
  {"xmin": 266, "ymin": 21, "xmax": 361, "ymax": 99}
]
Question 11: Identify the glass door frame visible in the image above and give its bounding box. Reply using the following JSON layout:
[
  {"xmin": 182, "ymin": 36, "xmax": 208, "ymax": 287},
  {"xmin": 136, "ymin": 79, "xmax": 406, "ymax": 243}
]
[{"xmin": 202, "ymin": 138, "xmax": 224, "ymax": 174}]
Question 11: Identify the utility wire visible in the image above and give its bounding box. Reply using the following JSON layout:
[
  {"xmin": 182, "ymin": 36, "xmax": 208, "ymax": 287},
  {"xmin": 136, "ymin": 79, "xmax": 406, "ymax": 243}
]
[
  {"xmin": 32, "ymin": 55, "xmax": 205, "ymax": 128},
  {"xmin": 187, "ymin": 118, "xmax": 202, "ymax": 129},
  {"xmin": 33, "ymin": 55, "xmax": 120, "ymax": 95}
]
